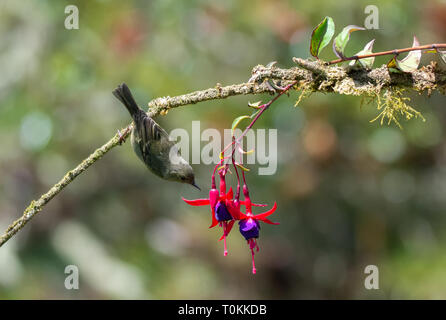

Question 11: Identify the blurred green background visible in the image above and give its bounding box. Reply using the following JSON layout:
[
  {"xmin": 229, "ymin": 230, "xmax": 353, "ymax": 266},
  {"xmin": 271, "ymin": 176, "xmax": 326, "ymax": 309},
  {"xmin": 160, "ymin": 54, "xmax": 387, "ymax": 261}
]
[{"xmin": 0, "ymin": 0, "xmax": 446, "ymax": 299}]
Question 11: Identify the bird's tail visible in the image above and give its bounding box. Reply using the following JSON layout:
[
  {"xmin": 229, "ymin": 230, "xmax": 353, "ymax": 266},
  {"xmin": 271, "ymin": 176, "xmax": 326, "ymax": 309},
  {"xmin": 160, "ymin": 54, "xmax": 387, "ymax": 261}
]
[{"xmin": 112, "ymin": 83, "xmax": 143, "ymax": 119}]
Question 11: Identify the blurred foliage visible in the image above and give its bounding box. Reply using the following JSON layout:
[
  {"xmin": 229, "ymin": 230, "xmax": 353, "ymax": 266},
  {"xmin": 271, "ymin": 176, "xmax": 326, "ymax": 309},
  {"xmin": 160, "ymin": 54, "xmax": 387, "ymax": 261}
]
[{"xmin": 0, "ymin": 0, "xmax": 446, "ymax": 299}]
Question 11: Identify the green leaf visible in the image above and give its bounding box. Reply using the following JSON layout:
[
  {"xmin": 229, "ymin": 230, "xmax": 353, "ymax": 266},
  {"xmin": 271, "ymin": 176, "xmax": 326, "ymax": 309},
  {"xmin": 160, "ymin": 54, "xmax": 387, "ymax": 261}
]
[
  {"xmin": 387, "ymin": 56, "xmax": 398, "ymax": 70},
  {"xmin": 396, "ymin": 36, "xmax": 421, "ymax": 72},
  {"xmin": 423, "ymin": 47, "xmax": 446, "ymax": 65},
  {"xmin": 390, "ymin": 36, "xmax": 421, "ymax": 72},
  {"xmin": 238, "ymin": 146, "xmax": 255, "ymax": 155},
  {"xmin": 231, "ymin": 115, "xmax": 250, "ymax": 135},
  {"xmin": 333, "ymin": 25, "xmax": 365, "ymax": 58},
  {"xmin": 437, "ymin": 50, "xmax": 446, "ymax": 65},
  {"xmin": 247, "ymin": 101, "xmax": 263, "ymax": 109},
  {"xmin": 310, "ymin": 16, "xmax": 335, "ymax": 58},
  {"xmin": 235, "ymin": 163, "xmax": 250, "ymax": 172},
  {"xmin": 349, "ymin": 39, "xmax": 375, "ymax": 69}
]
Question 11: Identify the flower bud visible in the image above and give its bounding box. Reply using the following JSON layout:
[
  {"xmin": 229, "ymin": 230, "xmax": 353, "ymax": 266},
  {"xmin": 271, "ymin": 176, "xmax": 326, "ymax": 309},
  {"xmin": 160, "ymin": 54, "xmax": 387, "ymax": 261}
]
[{"xmin": 209, "ymin": 188, "xmax": 219, "ymax": 210}]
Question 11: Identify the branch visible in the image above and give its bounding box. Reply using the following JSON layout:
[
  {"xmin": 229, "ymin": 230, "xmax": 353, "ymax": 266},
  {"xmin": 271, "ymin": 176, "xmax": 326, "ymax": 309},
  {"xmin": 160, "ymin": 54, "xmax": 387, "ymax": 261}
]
[
  {"xmin": 0, "ymin": 128, "xmax": 131, "ymax": 247},
  {"xmin": 0, "ymin": 80, "xmax": 286, "ymax": 247},
  {"xmin": 145, "ymin": 80, "xmax": 290, "ymax": 116},
  {"xmin": 1, "ymin": 59, "xmax": 445, "ymax": 247},
  {"xmin": 288, "ymin": 58, "xmax": 446, "ymax": 95}
]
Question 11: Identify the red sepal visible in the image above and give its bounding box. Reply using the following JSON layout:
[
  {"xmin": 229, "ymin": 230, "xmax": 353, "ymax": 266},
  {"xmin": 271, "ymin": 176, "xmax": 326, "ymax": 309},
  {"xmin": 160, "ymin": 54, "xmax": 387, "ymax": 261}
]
[
  {"xmin": 240, "ymin": 201, "xmax": 267, "ymax": 207},
  {"xmin": 260, "ymin": 218, "xmax": 280, "ymax": 225},
  {"xmin": 219, "ymin": 220, "xmax": 235, "ymax": 241},
  {"xmin": 209, "ymin": 208, "xmax": 219, "ymax": 228},
  {"xmin": 182, "ymin": 197, "xmax": 210, "ymax": 206},
  {"xmin": 253, "ymin": 202, "xmax": 277, "ymax": 220},
  {"xmin": 225, "ymin": 187, "xmax": 234, "ymax": 200}
]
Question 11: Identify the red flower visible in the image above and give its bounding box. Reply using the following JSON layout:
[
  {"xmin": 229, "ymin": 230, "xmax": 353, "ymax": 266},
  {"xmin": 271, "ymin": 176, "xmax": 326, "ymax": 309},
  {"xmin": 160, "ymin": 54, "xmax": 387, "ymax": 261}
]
[
  {"xmin": 182, "ymin": 187, "xmax": 231, "ymax": 228},
  {"xmin": 183, "ymin": 169, "xmax": 235, "ymax": 256},
  {"xmin": 219, "ymin": 193, "xmax": 268, "ymax": 240},
  {"xmin": 236, "ymin": 186, "xmax": 279, "ymax": 274},
  {"xmin": 182, "ymin": 164, "xmax": 279, "ymax": 273}
]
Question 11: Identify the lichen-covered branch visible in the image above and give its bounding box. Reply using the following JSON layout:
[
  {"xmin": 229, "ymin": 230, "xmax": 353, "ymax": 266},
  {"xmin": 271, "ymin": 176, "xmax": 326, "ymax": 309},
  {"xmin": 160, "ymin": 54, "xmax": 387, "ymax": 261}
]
[
  {"xmin": 0, "ymin": 128, "xmax": 132, "ymax": 247},
  {"xmin": 1, "ymin": 58, "xmax": 445, "ymax": 247},
  {"xmin": 0, "ymin": 80, "xmax": 283, "ymax": 247},
  {"xmin": 146, "ymin": 80, "xmax": 287, "ymax": 116},
  {"xmin": 273, "ymin": 58, "xmax": 445, "ymax": 96}
]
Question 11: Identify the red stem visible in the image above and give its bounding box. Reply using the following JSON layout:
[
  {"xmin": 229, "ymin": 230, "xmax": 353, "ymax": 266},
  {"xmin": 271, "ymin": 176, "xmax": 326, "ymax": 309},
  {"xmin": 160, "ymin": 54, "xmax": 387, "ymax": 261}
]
[
  {"xmin": 215, "ymin": 80, "xmax": 297, "ymax": 190},
  {"xmin": 236, "ymin": 81, "xmax": 297, "ymax": 144},
  {"xmin": 328, "ymin": 43, "xmax": 446, "ymax": 65},
  {"xmin": 231, "ymin": 137, "xmax": 241, "ymax": 200},
  {"xmin": 218, "ymin": 80, "xmax": 297, "ymax": 161}
]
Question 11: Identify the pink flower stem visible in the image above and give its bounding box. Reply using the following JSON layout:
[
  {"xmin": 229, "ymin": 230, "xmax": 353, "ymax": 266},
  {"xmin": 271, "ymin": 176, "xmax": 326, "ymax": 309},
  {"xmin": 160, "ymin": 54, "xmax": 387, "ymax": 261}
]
[
  {"xmin": 251, "ymin": 249, "xmax": 256, "ymax": 274},
  {"xmin": 219, "ymin": 80, "xmax": 297, "ymax": 161},
  {"xmin": 230, "ymin": 137, "xmax": 242, "ymax": 200},
  {"xmin": 211, "ymin": 158, "xmax": 226, "ymax": 188},
  {"xmin": 236, "ymin": 81, "xmax": 297, "ymax": 145},
  {"xmin": 242, "ymin": 171, "xmax": 248, "ymax": 194},
  {"xmin": 223, "ymin": 222, "xmax": 228, "ymax": 256},
  {"xmin": 248, "ymin": 239, "xmax": 257, "ymax": 274}
]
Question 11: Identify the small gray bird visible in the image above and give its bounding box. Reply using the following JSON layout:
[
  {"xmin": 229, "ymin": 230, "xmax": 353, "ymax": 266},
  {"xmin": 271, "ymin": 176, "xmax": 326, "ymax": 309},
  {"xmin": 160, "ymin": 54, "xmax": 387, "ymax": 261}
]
[{"xmin": 113, "ymin": 83, "xmax": 199, "ymax": 189}]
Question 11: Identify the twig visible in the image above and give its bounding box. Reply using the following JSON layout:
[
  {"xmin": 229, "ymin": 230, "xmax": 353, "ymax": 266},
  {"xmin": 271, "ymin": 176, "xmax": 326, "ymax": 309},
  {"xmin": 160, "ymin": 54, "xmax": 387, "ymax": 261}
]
[{"xmin": 328, "ymin": 43, "xmax": 446, "ymax": 65}]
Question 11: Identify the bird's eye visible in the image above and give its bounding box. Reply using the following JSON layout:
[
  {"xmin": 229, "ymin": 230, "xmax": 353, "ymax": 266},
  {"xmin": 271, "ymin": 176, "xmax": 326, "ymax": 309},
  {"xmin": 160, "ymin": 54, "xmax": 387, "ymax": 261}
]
[{"xmin": 180, "ymin": 176, "xmax": 186, "ymax": 181}]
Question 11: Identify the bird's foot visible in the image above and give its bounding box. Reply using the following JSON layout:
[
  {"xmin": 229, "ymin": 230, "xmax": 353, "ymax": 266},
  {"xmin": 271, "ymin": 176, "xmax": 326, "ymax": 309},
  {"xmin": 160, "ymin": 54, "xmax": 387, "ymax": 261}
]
[{"xmin": 117, "ymin": 127, "xmax": 131, "ymax": 145}]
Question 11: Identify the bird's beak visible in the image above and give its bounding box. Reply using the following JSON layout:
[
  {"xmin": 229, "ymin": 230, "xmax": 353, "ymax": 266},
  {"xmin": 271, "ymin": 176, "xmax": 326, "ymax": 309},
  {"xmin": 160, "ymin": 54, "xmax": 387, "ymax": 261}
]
[{"xmin": 191, "ymin": 182, "xmax": 201, "ymax": 191}]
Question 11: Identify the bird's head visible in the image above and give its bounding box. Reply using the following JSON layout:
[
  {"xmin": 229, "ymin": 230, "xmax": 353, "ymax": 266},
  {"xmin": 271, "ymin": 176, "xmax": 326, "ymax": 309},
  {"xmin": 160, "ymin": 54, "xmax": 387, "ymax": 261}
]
[{"xmin": 169, "ymin": 162, "xmax": 200, "ymax": 190}]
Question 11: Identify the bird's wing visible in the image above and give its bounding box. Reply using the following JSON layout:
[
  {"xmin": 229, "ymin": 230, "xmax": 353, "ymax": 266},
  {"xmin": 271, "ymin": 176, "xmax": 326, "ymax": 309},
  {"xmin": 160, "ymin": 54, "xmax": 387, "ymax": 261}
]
[{"xmin": 137, "ymin": 116, "xmax": 171, "ymax": 157}]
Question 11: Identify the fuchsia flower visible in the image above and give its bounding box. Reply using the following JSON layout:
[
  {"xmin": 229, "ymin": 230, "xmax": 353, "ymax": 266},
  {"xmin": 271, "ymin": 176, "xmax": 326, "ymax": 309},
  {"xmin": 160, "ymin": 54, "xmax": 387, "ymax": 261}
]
[
  {"xmin": 182, "ymin": 169, "xmax": 235, "ymax": 255},
  {"xmin": 182, "ymin": 170, "xmax": 230, "ymax": 228},
  {"xmin": 180, "ymin": 82, "xmax": 296, "ymax": 273},
  {"xmin": 182, "ymin": 165, "xmax": 279, "ymax": 273},
  {"xmin": 236, "ymin": 186, "xmax": 279, "ymax": 274}
]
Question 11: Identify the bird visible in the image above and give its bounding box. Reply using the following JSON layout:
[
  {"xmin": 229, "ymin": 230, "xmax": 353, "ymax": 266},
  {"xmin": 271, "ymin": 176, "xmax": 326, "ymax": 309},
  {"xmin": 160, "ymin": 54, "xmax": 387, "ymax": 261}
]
[{"xmin": 113, "ymin": 83, "xmax": 199, "ymax": 189}]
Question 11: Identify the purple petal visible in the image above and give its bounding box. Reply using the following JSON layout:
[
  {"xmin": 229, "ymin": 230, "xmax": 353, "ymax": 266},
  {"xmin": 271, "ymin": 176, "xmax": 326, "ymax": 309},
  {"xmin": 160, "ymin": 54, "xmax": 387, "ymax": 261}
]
[{"xmin": 215, "ymin": 201, "xmax": 232, "ymax": 222}]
